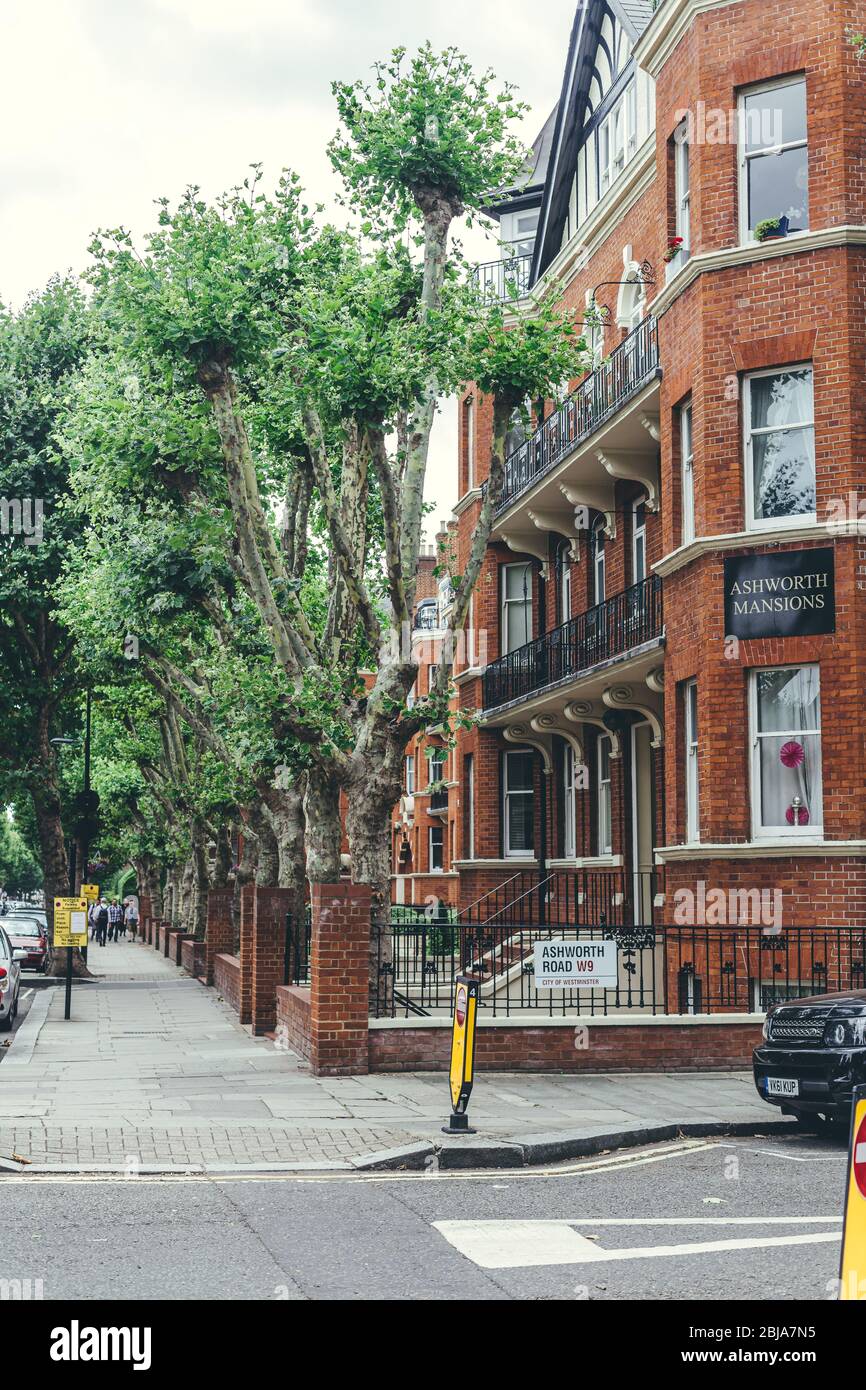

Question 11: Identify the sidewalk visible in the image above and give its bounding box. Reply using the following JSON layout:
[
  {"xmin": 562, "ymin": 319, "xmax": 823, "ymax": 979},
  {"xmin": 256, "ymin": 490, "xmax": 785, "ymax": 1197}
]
[{"xmin": 0, "ymin": 938, "xmax": 789, "ymax": 1172}]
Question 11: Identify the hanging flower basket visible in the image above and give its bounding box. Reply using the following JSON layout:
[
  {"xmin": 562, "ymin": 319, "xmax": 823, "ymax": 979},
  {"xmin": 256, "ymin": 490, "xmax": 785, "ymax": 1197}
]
[
  {"xmin": 86, "ymin": 859, "xmax": 109, "ymax": 877},
  {"xmin": 780, "ymin": 740, "xmax": 805, "ymax": 769},
  {"xmin": 663, "ymin": 236, "xmax": 684, "ymax": 263}
]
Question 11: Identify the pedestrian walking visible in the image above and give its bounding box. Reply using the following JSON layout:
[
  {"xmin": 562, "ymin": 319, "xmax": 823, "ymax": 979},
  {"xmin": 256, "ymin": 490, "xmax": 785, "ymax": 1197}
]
[
  {"xmin": 89, "ymin": 901, "xmax": 100, "ymax": 939},
  {"xmin": 107, "ymin": 898, "xmax": 123, "ymax": 941},
  {"xmin": 124, "ymin": 897, "xmax": 139, "ymax": 940},
  {"xmin": 95, "ymin": 898, "xmax": 109, "ymax": 947}
]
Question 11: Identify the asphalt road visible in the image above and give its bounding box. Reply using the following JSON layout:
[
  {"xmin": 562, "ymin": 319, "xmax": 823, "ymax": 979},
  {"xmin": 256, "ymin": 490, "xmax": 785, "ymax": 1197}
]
[{"xmin": 0, "ymin": 1131, "xmax": 850, "ymax": 1301}]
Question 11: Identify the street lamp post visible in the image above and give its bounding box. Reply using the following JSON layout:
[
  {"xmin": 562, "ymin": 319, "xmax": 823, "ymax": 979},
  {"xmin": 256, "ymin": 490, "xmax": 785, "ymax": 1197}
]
[{"xmin": 50, "ymin": 690, "xmax": 97, "ymax": 1020}]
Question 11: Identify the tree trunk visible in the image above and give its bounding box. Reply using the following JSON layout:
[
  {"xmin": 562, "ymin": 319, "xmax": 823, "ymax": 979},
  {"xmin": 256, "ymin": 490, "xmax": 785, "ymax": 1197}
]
[
  {"xmin": 210, "ymin": 826, "xmax": 233, "ymax": 890},
  {"xmin": 190, "ymin": 824, "xmax": 208, "ymax": 940},
  {"xmin": 29, "ymin": 722, "xmax": 90, "ymax": 978},
  {"xmin": 345, "ymin": 761, "xmax": 400, "ymax": 1016},
  {"xmin": 231, "ymin": 821, "xmax": 258, "ymax": 954},
  {"xmin": 303, "ymin": 768, "xmax": 342, "ymax": 883}
]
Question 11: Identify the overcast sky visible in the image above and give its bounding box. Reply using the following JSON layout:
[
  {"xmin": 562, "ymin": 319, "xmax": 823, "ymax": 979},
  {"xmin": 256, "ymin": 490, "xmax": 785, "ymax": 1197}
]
[{"xmin": 1, "ymin": 0, "xmax": 575, "ymax": 537}]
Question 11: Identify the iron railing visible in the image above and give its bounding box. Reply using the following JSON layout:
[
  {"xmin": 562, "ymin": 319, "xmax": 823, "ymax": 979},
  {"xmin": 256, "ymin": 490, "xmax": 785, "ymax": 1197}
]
[
  {"xmin": 483, "ymin": 574, "xmax": 663, "ymax": 710},
  {"xmin": 377, "ymin": 919, "xmax": 866, "ymax": 1020},
  {"xmin": 284, "ymin": 906, "xmax": 311, "ymax": 986},
  {"xmin": 494, "ymin": 315, "xmax": 660, "ymax": 515},
  {"xmin": 474, "ymin": 252, "xmax": 533, "ymax": 301}
]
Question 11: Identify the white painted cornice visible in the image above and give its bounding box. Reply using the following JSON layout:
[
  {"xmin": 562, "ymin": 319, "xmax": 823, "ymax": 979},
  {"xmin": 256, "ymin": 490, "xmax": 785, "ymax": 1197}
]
[
  {"xmin": 651, "ymin": 227, "xmax": 866, "ymax": 319},
  {"xmin": 654, "ymin": 522, "xmax": 843, "ymax": 578},
  {"xmin": 656, "ymin": 840, "xmax": 866, "ymax": 863}
]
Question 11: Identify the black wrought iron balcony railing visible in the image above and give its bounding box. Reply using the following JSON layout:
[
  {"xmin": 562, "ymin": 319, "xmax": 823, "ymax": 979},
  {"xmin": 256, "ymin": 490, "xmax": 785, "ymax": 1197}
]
[
  {"xmin": 473, "ymin": 252, "xmax": 533, "ymax": 301},
  {"xmin": 493, "ymin": 315, "xmax": 660, "ymax": 516},
  {"xmin": 429, "ymin": 784, "xmax": 449, "ymax": 812},
  {"xmin": 483, "ymin": 575, "xmax": 663, "ymax": 711}
]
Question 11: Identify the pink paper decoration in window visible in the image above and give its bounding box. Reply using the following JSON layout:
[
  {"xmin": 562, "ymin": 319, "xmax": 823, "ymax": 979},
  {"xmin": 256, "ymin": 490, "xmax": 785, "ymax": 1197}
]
[{"xmin": 780, "ymin": 740, "xmax": 805, "ymax": 769}]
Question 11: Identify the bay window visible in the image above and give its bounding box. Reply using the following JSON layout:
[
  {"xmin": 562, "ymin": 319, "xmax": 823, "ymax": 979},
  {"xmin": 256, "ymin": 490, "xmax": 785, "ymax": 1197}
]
[
  {"xmin": 744, "ymin": 366, "xmax": 815, "ymax": 529},
  {"xmin": 750, "ymin": 665, "xmax": 822, "ymax": 836}
]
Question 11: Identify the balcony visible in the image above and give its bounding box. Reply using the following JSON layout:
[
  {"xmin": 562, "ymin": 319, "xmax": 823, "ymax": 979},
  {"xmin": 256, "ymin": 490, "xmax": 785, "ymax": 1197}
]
[
  {"xmin": 483, "ymin": 575, "xmax": 663, "ymax": 712},
  {"xmin": 474, "ymin": 251, "xmax": 533, "ymax": 302},
  {"xmin": 495, "ymin": 316, "xmax": 660, "ymax": 518}
]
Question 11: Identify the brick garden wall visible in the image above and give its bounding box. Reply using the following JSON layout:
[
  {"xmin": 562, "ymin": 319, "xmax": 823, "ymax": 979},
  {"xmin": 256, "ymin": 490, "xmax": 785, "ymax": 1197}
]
[
  {"xmin": 214, "ymin": 954, "xmax": 241, "ymax": 1016},
  {"xmin": 275, "ymin": 986, "xmax": 312, "ymax": 1061},
  {"xmin": 368, "ymin": 1018, "xmax": 763, "ymax": 1073}
]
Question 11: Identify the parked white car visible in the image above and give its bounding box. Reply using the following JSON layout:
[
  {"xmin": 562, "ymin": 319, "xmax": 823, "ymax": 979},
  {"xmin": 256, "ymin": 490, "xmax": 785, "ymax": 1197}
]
[{"xmin": 0, "ymin": 926, "xmax": 26, "ymax": 1031}]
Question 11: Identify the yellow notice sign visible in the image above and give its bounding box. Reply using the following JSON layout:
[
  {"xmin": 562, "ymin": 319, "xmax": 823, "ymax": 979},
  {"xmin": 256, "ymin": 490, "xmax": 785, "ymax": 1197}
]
[
  {"xmin": 840, "ymin": 1085, "xmax": 866, "ymax": 1300},
  {"xmin": 449, "ymin": 976, "xmax": 478, "ymax": 1114},
  {"xmin": 81, "ymin": 884, "xmax": 99, "ymax": 903},
  {"xmin": 53, "ymin": 897, "xmax": 88, "ymax": 949}
]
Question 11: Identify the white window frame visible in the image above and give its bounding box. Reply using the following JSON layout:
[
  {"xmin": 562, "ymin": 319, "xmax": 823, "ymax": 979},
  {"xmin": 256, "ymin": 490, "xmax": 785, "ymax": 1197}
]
[
  {"xmin": 597, "ymin": 735, "xmax": 613, "ymax": 856},
  {"xmin": 464, "ymin": 395, "xmax": 475, "ymax": 492},
  {"xmin": 428, "ymin": 825, "xmax": 444, "ymax": 872},
  {"xmin": 591, "ymin": 520, "xmax": 606, "ymax": 604},
  {"xmin": 503, "ymin": 749, "xmax": 535, "ymax": 859},
  {"xmin": 563, "ymin": 743, "xmax": 577, "ymax": 859},
  {"xmin": 631, "ymin": 498, "xmax": 647, "ymax": 584},
  {"xmin": 599, "ymin": 80, "xmax": 637, "ymax": 198},
  {"xmin": 737, "ymin": 75, "xmax": 808, "ymax": 245},
  {"xmin": 681, "ymin": 398, "xmax": 695, "ymax": 545},
  {"xmin": 743, "ymin": 364, "xmax": 815, "ymax": 532},
  {"xmin": 501, "ymin": 561, "xmax": 533, "ymax": 654},
  {"xmin": 684, "ymin": 679, "xmax": 699, "ymax": 843},
  {"xmin": 674, "ymin": 120, "xmax": 691, "ymax": 258},
  {"xmin": 405, "ymin": 755, "xmax": 415, "ymax": 796},
  {"xmin": 558, "ymin": 540, "xmax": 572, "ymax": 623},
  {"xmin": 749, "ymin": 664, "xmax": 823, "ymax": 839},
  {"xmin": 466, "ymin": 754, "xmax": 475, "ymax": 860}
]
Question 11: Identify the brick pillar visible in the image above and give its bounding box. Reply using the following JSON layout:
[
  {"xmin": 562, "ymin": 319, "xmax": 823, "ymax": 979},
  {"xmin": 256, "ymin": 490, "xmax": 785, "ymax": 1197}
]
[
  {"xmin": 238, "ymin": 883, "xmax": 255, "ymax": 1026},
  {"xmin": 138, "ymin": 895, "xmax": 152, "ymax": 941},
  {"xmin": 205, "ymin": 889, "xmax": 234, "ymax": 986},
  {"xmin": 251, "ymin": 887, "xmax": 292, "ymax": 1035},
  {"xmin": 309, "ymin": 882, "xmax": 370, "ymax": 1076}
]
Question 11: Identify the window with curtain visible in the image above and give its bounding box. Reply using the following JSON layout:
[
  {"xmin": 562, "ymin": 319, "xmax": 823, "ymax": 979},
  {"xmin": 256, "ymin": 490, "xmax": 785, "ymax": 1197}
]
[
  {"xmin": 685, "ymin": 680, "xmax": 699, "ymax": 842},
  {"xmin": 751, "ymin": 666, "xmax": 822, "ymax": 835},
  {"xmin": 563, "ymin": 743, "xmax": 577, "ymax": 859},
  {"xmin": 739, "ymin": 76, "xmax": 808, "ymax": 242},
  {"xmin": 674, "ymin": 119, "xmax": 691, "ymax": 258},
  {"xmin": 504, "ymin": 750, "xmax": 535, "ymax": 857},
  {"xmin": 502, "ymin": 562, "xmax": 532, "ymax": 653},
  {"xmin": 597, "ymin": 736, "xmax": 613, "ymax": 855},
  {"xmin": 744, "ymin": 366, "xmax": 815, "ymax": 528},
  {"xmin": 429, "ymin": 825, "xmax": 444, "ymax": 871},
  {"xmin": 681, "ymin": 399, "xmax": 695, "ymax": 544},
  {"xmin": 405, "ymin": 755, "xmax": 414, "ymax": 795}
]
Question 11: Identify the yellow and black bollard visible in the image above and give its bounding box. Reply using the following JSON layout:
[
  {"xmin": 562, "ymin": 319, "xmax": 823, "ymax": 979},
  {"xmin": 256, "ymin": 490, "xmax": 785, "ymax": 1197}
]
[{"xmin": 443, "ymin": 975, "xmax": 479, "ymax": 1134}]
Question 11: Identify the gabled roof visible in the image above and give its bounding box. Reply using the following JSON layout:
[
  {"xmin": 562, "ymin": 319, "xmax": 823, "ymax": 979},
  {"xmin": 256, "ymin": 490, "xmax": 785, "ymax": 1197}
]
[
  {"xmin": 484, "ymin": 103, "xmax": 559, "ymax": 219},
  {"xmin": 530, "ymin": 0, "xmax": 655, "ymax": 281}
]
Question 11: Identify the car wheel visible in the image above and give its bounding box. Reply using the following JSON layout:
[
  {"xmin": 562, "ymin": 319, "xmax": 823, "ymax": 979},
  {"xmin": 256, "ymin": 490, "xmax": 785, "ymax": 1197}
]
[{"xmin": 0, "ymin": 1010, "xmax": 11, "ymax": 1032}]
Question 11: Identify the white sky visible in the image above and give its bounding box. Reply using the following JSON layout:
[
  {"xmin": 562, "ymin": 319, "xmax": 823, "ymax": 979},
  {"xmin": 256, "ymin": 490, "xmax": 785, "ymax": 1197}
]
[{"xmin": 1, "ymin": 0, "xmax": 575, "ymax": 538}]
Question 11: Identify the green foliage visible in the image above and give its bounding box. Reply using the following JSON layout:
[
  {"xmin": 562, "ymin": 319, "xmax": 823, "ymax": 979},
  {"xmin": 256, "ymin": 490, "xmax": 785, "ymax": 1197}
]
[
  {"xmin": 329, "ymin": 44, "xmax": 530, "ymax": 230},
  {"xmin": 0, "ymin": 814, "xmax": 42, "ymax": 894}
]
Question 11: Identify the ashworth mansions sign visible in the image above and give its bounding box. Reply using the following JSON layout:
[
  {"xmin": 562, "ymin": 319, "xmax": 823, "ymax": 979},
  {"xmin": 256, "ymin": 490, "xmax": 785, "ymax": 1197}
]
[{"xmin": 724, "ymin": 548, "xmax": 835, "ymax": 638}]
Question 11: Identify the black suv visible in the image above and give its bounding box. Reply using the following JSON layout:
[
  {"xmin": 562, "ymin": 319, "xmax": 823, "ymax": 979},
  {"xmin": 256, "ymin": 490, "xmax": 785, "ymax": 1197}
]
[{"xmin": 754, "ymin": 989, "xmax": 866, "ymax": 1123}]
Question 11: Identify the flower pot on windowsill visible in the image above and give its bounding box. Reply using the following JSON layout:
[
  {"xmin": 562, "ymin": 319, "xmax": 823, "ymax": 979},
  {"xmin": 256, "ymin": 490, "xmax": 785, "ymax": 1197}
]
[{"xmin": 755, "ymin": 215, "xmax": 790, "ymax": 243}]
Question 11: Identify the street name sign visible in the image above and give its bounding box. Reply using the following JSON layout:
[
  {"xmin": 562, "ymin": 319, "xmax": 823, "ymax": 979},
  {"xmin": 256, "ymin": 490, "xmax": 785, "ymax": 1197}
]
[
  {"xmin": 53, "ymin": 897, "xmax": 88, "ymax": 949},
  {"xmin": 839, "ymin": 1084, "xmax": 866, "ymax": 1299},
  {"xmin": 535, "ymin": 938, "xmax": 617, "ymax": 990}
]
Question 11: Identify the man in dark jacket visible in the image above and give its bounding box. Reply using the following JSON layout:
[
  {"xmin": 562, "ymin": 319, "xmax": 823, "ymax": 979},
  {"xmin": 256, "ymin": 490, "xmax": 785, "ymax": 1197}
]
[{"xmin": 95, "ymin": 899, "xmax": 109, "ymax": 947}]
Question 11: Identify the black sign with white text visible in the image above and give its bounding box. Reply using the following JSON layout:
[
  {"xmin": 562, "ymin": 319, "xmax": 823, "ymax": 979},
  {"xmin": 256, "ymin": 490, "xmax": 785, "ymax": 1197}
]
[{"xmin": 724, "ymin": 548, "xmax": 835, "ymax": 638}]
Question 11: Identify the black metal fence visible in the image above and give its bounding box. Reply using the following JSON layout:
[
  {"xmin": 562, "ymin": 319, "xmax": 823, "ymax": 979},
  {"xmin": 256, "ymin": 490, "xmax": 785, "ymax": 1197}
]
[
  {"xmin": 284, "ymin": 907, "xmax": 311, "ymax": 986},
  {"xmin": 483, "ymin": 575, "xmax": 663, "ymax": 710},
  {"xmin": 494, "ymin": 314, "xmax": 660, "ymax": 515},
  {"xmin": 374, "ymin": 920, "xmax": 866, "ymax": 1020}
]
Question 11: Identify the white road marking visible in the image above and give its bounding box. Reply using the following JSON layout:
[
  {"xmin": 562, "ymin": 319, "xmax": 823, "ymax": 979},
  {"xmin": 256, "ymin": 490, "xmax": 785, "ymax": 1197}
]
[{"xmin": 433, "ymin": 1219, "xmax": 842, "ymax": 1269}]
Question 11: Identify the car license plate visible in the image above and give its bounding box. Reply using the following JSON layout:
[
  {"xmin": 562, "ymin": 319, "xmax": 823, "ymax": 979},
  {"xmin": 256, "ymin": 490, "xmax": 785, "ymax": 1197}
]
[{"xmin": 766, "ymin": 1077, "xmax": 800, "ymax": 1097}]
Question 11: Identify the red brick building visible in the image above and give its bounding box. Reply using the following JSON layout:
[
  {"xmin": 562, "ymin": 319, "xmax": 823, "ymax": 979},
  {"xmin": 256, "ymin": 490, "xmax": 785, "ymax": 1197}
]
[{"xmin": 434, "ymin": 0, "xmax": 866, "ymax": 1009}]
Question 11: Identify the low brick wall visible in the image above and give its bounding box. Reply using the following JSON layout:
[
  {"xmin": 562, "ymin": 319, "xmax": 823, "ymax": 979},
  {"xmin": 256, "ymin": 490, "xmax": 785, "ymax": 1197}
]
[
  {"xmin": 368, "ymin": 1016, "xmax": 764, "ymax": 1073},
  {"xmin": 214, "ymin": 953, "xmax": 241, "ymax": 1016},
  {"xmin": 168, "ymin": 930, "xmax": 195, "ymax": 966},
  {"xmin": 275, "ymin": 985, "xmax": 312, "ymax": 1059},
  {"xmin": 181, "ymin": 937, "xmax": 206, "ymax": 979}
]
